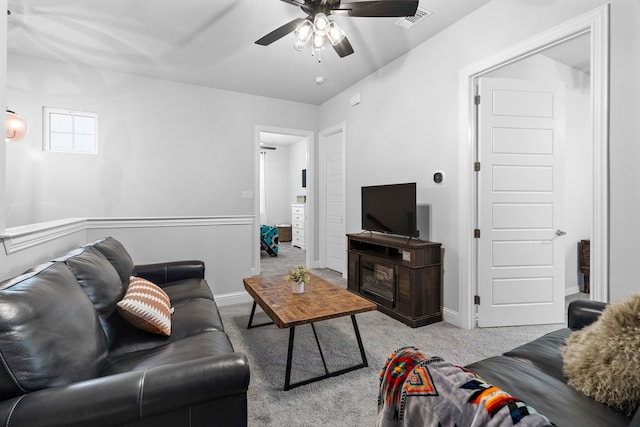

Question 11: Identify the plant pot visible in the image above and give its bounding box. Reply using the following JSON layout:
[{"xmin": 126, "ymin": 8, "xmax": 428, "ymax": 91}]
[{"xmin": 291, "ymin": 281, "xmax": 305, "ymax": 294}]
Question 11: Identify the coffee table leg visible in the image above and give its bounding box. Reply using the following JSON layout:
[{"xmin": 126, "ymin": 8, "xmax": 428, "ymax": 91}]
[
  {"xmin": 311, "ymin": 323, "xmax": 329, "ymax": 375},
  {"xmin": 351, "ymin": 315, "xmax": 368, "ymax": 367},
  {"xmin": 284, "ymin": 327, "xmax": 296, "ymax": 391},
  {"xmin": 247, "ymin": 301, "xmax": 274, "ymax": 329},
  {"xmin": 283, "ymin": 315, "xmax": 369, "ymax": 391},
  {"xmin": 247, "ymin": 301, "xmax": 257, "ymax": 329}
]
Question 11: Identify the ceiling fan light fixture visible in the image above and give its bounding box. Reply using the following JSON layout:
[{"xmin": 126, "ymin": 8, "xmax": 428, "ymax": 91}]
[
  {"xmin": 258, "ymin": 0, "xmax": 420, "ymax": 60},
  {"xmin": 313, "ymin": 13, "xmax": 329, "ymax": 36},
  {"xmin": 327, "ymin": 22, "xmax": 346, "ymax": 46},
  {"xmin": 313, "ymin": 33, "xmax": 325, "ymax": 50},
  {"xmin": 294, "ymin": 19, "xmax": 314, "ymax": 43}
]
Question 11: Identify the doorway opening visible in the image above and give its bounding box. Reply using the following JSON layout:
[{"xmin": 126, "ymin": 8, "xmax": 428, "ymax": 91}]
[
  {"xmin": 254, "ymin": 126, "xmax": 314, "ymax": 277},
  {"xmin": 458, "ymin": 5, "xmax": 609, "ymax": 329}
]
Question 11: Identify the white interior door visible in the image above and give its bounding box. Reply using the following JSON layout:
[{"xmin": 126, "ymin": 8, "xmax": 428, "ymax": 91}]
[
  {"xmin": 477, "ymin": 77, "xmax": 565, "ymax": 327},
  {"xmin": 324, "ymin": 129, "xmax": 345, "ymax": 273}
]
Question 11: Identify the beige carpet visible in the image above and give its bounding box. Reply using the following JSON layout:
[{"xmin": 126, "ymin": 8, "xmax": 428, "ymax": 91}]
[{"xmin": 219, "ymin": 290, "xmax": 588, "ymax": 426}]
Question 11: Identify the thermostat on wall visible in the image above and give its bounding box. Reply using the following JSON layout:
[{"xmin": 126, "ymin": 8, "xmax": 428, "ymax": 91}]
[{"xmin": 433, "ymin": 171, "xmax": 445, "ymax": 184}]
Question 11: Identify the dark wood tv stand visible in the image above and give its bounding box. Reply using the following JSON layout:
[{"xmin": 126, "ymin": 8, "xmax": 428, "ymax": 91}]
[{"xmin": 347, "ymin": 232, "xmax": 442, "ymax": 327}]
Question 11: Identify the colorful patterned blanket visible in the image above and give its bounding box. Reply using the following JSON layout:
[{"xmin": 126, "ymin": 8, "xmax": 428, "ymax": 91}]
[
  {"xmin": 260, "ymin": 225, "xmax": 279, "ymax": 257},
  {"xmin": 377, "ymin": 347, "xmax": 554, "ymax": 427}
]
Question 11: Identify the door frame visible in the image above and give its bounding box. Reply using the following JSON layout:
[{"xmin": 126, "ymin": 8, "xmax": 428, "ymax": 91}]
[
  {"xmin": 458, "ymin": 5, "xmax": 609, "ymax": 329},
  {"xmin": 253, "ymin": 124, "xmax": 315, "ymax": 276},
  {"xmin": 319, "ymin": 122, "xmax": 347, "ymax": 276}
]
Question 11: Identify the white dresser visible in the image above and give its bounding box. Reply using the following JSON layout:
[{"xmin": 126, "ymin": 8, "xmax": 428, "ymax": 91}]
[{"xmin": 291, "ymin": 203, "xmax": 305, "ymax": 250}]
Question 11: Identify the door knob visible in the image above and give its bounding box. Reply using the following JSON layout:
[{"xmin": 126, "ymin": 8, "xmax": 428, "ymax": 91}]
[{"xmin": 555, "ymin": 229, "xmax": 567, "ymax": 236}]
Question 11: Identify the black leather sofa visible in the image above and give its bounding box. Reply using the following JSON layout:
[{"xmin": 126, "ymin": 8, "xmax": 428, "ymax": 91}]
[
  {"xmin": 0, "ymin": 237, "xmax": 250, "ymax": 427},
  {"xmin": 466, "ymin": 299, "xmax": 639, "ymax": 426}
]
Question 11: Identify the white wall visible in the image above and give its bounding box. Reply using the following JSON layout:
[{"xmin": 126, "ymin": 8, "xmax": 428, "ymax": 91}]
[
  {"xmin": 609, "ymin": 0, "xmax": 640, "ymax": 302},
  {"xmin": 289, "ymin": 138, "xmax": 308, "ymax": 205},
  {"xmin": 262, "ymin": 138, "xmax": 307, "ymax": 227},
  {"xmin": 485, "ymin": 53, "xmax": 592, "ymax": 293},
  {"xmin": 263, "ymin": 147, "xmax": 290, "ymax": 225},
  {"xmin": 85, "ymin": 218, "xmax": 254, "ymax": 300},
  {"xmin": 5, "ymin": 54, "xmax": 318, "ymax": 226},
  {"xmin": 317, "ymin": 0, "xmax": 614, "ymax": 317}
]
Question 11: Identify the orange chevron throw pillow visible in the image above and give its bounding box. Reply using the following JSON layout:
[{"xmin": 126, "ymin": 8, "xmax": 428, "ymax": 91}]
[{"xmin": 117, "ymin": 277, "xmax": 173, "ymax": 336}]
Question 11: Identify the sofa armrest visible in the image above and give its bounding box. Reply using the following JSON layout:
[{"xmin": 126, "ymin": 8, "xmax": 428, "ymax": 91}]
[
  {"xmin": 134, "ymin": 260, "xmax": 205, "ymax": 284},
  {"xmin": 568, "ymin": 299, "xmax": 607, "ymax": 330},
  {"xmin": 0, "ymin": 353, "xmax": 249, "ymax": 427}
]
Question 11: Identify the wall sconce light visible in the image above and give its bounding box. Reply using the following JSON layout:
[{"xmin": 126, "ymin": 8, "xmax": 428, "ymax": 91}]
[{"xmin": 6, "ymin": 109, "xmax": 28, "ymax": 142}]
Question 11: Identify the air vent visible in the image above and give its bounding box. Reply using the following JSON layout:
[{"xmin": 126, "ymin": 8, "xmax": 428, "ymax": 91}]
[{"xmin": 395, "ymin": 7, "xmax": 432, "ymax": 29}]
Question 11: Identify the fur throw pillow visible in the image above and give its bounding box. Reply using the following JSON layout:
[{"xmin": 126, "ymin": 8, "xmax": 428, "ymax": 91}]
[{"xmin": 561, "ymin": 294, "xmax": 640, "ymax": 415}]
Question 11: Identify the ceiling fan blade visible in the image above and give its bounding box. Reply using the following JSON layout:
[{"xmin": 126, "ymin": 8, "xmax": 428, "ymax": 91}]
[
  {"xmin": 332, "ymin": 0, "xmax": 418, "ymax": 17},
  {"xmin": 279, "ymin": 0, "xmax": 307, "ymax": 6},
  {"xmin": 332, "ymin": 36, "xmax": 355, "ymax": 58},
  {"xmin": 255, "ymin": 17, "xmax": 305, "ymax": 46}
]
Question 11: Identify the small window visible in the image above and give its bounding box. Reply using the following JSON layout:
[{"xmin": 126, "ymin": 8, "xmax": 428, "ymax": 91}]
[{"xmin": 44, "ymin": 107, "xmax": 98, "ymax": 153}]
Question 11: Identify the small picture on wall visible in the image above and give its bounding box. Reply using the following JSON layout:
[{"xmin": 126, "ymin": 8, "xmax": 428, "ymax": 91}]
[{"xmin": 302, "ymin": 169, "xmax": 307, "ymax": 188}]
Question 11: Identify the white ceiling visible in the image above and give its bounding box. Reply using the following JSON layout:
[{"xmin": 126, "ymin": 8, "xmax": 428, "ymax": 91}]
[
  {"xmin": 260, "ymin": 131, "xmax": 306, "ymax": 146},
  {"xmin": 6, "ymin": 0, "xmax": 493, "ymax": 105}
]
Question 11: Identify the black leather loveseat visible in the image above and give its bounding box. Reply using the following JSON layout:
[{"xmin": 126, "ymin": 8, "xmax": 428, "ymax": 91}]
[
  {"xmin": 0, "ymin": 237, "xmax": 249, "ymax": 427},
  {"xmin": 466, "ymin": 300, "xmax": 639, "ymax": 426}
]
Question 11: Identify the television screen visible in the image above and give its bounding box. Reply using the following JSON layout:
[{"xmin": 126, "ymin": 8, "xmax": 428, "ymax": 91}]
[{"xmin": 361, "ymin": 182, "xmax": 417, "ymax": 237}]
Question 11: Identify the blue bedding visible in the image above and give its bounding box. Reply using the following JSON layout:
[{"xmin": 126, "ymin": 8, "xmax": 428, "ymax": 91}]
[{"xmin": 260, "ymin": 225, "xmax": 279, "ymax": 257}]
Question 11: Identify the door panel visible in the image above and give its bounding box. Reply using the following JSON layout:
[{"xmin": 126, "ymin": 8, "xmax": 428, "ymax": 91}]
[
  {"xmin": 493, "ymin": 204, "xmax": 553, "ymax": 229},
  {"xmin": 477, "ymin": 77, "xmax": 565, "ymax": 327},
  {"xmin": 493, "ymin": 128, "xmax": 553, "ymax": 154},
  {"xmin": 493, "ymin": 166, "xmax": 553, "ymax": 192},
  {"xmin": 324, "ymin": 129, "xmax": 345, "ymax": 273},
  {"xmin": 492, "ymin": 90, "xmax": 554, "ymax": 117},
  {"xmin": 492, "ymin": 277, "xmax": 553, "ymax": 304}
]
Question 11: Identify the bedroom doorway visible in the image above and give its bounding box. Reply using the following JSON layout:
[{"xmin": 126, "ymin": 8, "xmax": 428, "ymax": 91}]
[
  {"xmin": 254, "ymin": 126, "xmax": 314, "ymax": 276},
  {"xmin": 459, "ymin": 5, "xmax": 609, "ymax": 329}
]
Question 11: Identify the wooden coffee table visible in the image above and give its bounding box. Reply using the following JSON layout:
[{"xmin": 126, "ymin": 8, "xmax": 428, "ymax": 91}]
[{"xmin": 243, "ymin": 272, "xmax": 376, "ymax": 390}]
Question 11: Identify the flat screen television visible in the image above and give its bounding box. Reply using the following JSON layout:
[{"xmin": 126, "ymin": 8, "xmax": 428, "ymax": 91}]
[{"xmin": 361, "ymin": 182, "xmax": 418, "ymax": 237}]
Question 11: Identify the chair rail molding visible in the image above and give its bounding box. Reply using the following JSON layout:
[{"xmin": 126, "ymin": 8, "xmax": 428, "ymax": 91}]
[
  {"xmin": 1, "ymin": 216, "xmax": 255, "ymax": 254},
  {"xmin": 87, "ymin": 216, "xmax": 254, "ymax": 229},
  {"xmin": 1, "ymin": 218, "xmax": 87, "ymax": 255}
]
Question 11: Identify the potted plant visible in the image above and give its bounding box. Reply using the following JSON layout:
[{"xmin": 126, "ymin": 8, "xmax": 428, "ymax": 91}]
[{"xmin": 288, "ymin": 265, "xmax": 309, "ymax": 294}]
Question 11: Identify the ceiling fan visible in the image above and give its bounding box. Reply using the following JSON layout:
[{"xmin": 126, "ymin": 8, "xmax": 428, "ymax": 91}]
[{"xmin": 256, "ymin": 0, "xmax": 419, "ymax": 60}]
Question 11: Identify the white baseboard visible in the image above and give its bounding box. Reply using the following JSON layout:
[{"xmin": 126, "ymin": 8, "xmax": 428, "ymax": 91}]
[
  {"xmin": 216, "ymin": 291, "xmax": 253, "ymax": 306},
  {"xmin": 565, "ymin": 285, "xmax": 581, "ymax": 296},
  {"xmin": 442, "ymin": 307, "xmax": 460, "ymax": 327}
]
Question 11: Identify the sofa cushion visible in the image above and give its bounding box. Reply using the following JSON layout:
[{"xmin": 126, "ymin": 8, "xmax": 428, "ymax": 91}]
[
  {"xmin": 117, "ymin": 277, "xmax": 173, "ymax": 336},
  {"xmin": 101, "ymin": 331, "xmax": 234, "ymax": 376},
  {"xmin": 161, "ymin": 278, "xmax": 214, "ymax": 303},
  {"xmin": 503, "ymin": 328, "xmax": 570, "ymax": 382},
  {"xmin": 467, "ymin": 356, "xmax": 632, "ymax": 426},
  {"xmin": 89, "ymin": 237, "xmax": 135, "ymax": 287},
  {"xmin": 110, "ymin": 297, "xmax": 225, "ymax": 357},
  {"xmin": 0, "ymin": 262, "xmax": 108, "ymax": 397},
  {"xmin": 63, "ymin": 246, "xmax": 126, "ymax": 347},
  {"xmin": 562, "ymin": 293, "xmax": 640, "ymax": 415}
]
